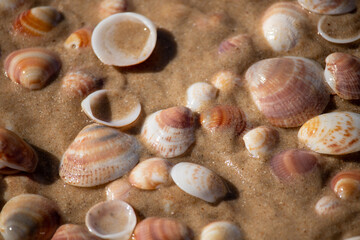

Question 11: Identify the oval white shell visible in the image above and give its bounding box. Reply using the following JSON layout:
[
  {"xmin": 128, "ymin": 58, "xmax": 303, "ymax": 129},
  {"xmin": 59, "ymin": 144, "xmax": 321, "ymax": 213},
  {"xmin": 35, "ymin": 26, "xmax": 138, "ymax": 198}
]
[
  {"xmin": 298, "ymin": 0, "xmax": 356, "ymax": 15},
  {"xmin": 211, "ymin": 70, "xmax": 241, "ymax": 92},
  {"xmin": 200, "ymin": 221, "xmax": 243, "ymax": 240},
  {"xmin": 315, "ymin": 196, "xmax": 343, "ymax": 216},
  {"xmin": 186, "ymin": 82, "xmax": 218, "ymax": 112},
  {"xmin": 243, "ymin": 126, "xmax": 279, "ymax": 158},
  {"xmin": 0, "ymin": 0, "xmax": 24, "ymax": 11}
]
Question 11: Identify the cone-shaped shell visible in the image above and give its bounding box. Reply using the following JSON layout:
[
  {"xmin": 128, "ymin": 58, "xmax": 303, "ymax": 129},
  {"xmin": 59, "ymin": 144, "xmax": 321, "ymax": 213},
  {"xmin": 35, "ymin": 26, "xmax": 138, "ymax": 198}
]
[
  {"xmin": 59, "ymin": 124, "xmax": 141, "ymax": 187},
  {"xmin": 186, "ymin": 82, "xmax": 218, "ymax": 112},
  {"xmin": 62, "ymin": 70, "xmax": 101, "ymax": 98},
  {"xmin": 245, "ymin": 57, "xmax": 329, "ymax": 127},
  {"xmin": 99, "ymin": 0, "xmax": 127, "ymax": 20},
  {"xmin": 315, "ymin": 196, "xmax": 343, "ymax": 216},
  {"xmin": 64, "ymin": 28, "xmax": 92, "ymax": 49},
  {"xmin": 0, "ymin": 194, "xmax": 60, "ymax": 240},
  {"xmin": 298, "ymin": 0, "xmax": 356, "ymax": 15},
  {"xmin": 52, "ymin": 224, "xmax": 102, "ymax": 240},
  {"xmin": 243, "ymin": 126, "xmax": 279, "ymax": 158},
  {"xmin": 298, "ymin": 111, "xmax": 360, "ymax": 155},
  {"xmin": 331, "ymin": 170, "xmax": 360, "ymax": 200},
  {"xmin": 105, "ymin": 178, "xmax": 132, "ymax": 201},
  {"xmin": 200, "ymin": 221, "xmax": 243, "ymax": 240}
]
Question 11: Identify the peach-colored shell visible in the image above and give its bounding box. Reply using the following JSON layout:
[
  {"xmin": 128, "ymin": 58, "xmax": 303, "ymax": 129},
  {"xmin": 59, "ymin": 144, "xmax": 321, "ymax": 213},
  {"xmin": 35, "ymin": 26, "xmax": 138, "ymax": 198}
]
[
  {"xmin": 99, "ymin": 0, "xmax": 127, "ymax": 20},
  {"xmin": 315, "ymin": 196, "xmax": 343, "ymax": 216},
  {"xmin": 105, "ymin": 178, "xmax": 132, "ymax": 201},
  {"xmin": 64, "ymin": 28, "xmax": 92, "ymax": 49},
  {"xmin": 298, "ymin": 0, "xmax": 356, "ymax": 15},
  {"xmin": 243, "ymin": 126, "xmax": 279, "ymax": 158},
  {"xmin": 62, "ymin": 71, "xmax": 101, "ymax": 97},
  {"xmin": 200, "ymin": 221, "xmax": 243, "ymax": 240},
  {"xmin": 51, "ymin": 224, "xmax": 102, "ymax": 240},
  {"xmin": 331, "ymin": 170, "xmax": 360, "ymax": 200},
  {"xmin": 211, "ymin": 70, "xmax": 241, "ymax": 92}
]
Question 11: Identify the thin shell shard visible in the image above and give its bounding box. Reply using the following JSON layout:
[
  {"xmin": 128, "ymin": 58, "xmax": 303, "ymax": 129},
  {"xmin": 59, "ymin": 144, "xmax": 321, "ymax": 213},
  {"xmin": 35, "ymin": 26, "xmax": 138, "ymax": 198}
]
[{"xmin": 298, "ymin": 0, "xmax": 356, "ymax": 15}]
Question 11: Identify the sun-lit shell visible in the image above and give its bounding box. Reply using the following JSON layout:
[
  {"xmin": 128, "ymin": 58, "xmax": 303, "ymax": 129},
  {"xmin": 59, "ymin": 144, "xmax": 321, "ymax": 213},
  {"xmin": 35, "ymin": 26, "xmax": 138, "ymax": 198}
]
[
  {"xmin": 243, "ymin": 126, "xmax": 279, "ymax": 158},
  {"xmin": 261, "ymin": 2, "xmax": 308, "ymax": 52},
  {"xmin": 133, "ymin": 217, "xmax": 192, "ymax": 240},
  {"xmin": 298, "ymin": 0, "xmax": 356, "ymax": 14},
  {"xmin": 62, "ymin": 70, "xmax": 101, "ymax": 98},
  {"xmin": 171, "ymin": 162, "xmax": 228, "ymax": 203},
  {"xmin": 85, "ymin": 200, "xmax": 136, "ymax": 240},
  {"xmin": 298, "ymin": 112, "xmax": 360, "ymax": 155},
  {"xmin": 211, "ymin": 70, "xmax": 242, "ymax": 92},
  {"xmin": 0, "ymin": 194, "xmax": 60, "ymax": 240},
  {"xmin": 315, "ymin": 196, "xmax": 343, "ymax": 216},
  {"xmin": 129, "ymin": 158, "xmax": 172, "ymax": 190},
  {"xmin": 141, "ymin": 106, "xmax": 195, "ymax": 158},
  {"xmin": 200, "ymin": 221, "xmax": 243, "ymax": 240},
  {"xmin": 4, "ymin": 47, "xmax": 61, "ymax": 90},
  {"xmin": 331, "ymin": 170, "xmax": 360, "ymax": 200},
  {"xmin": 105, "ymin": 178, "xmax": 132, "ymax": 201},
  {"xmin": 218, "ymin": 34, "xmax": 251, "ymax": 55},
  {"xmin": 64, "ymin": 28, "xmax": 92, "ymax": 49},
  {"xmin": 59, "ymin": 123, "xmax": 141, "ymax": 187},
  {"xmin": 52, "ymin": 224, "xmax": 102, "ymax": 240},
  {"xmin": 186, "ymin": 82, "xmax": 218, "ymax": 112},
  {"xmin": 0, "ymin": 0, "xmax": 24, "ymax": 11},
  {"xmin": 99, "ymin": 0, "xmax": 127, "ymax": 20},
  {"xmin": 13, "ymin": 6, "xmax": 62, "ymax": 36},
  {"xmin": 245, "ymin": 57, "xmax": 329, "ymax": 127}
]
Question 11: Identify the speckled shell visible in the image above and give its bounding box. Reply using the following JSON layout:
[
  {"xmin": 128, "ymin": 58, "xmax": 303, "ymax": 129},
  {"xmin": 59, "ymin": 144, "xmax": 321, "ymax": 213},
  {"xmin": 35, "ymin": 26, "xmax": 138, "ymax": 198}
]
[
  {"xmin": 243, "ymin": 126, "xmax": 279, "ymax": 158},
  {"xmin": 315, "ymin": 196, "xmax": 343, "ymax": 216},
  {"xmin": 0, "ymin": 0, "xmax": 24, "ymax": 11},
  {"xmin": 245, "ymin": 57, "xmax": 329, "ymax": 127},
  {"xmin": 0, "ymin": 194, "xmax": 60, "ymax": 240},
  {"xmin": 52, "ymin": 224, "xmax": 101, "ymax": 240},
  {"xmin": 133, "ymin": 217, "xmax": 192, "ymax": 240},
  {"xmin": 171, "ymin": 162, "xmax": 227, "ymax": 203},
  {"xmin": 331, "ymin": 170, "xmax": 360, "ymax": 200},
  {"xmin": 99, "ymin": 0, "xmax": 127, "ymax": 20},
  {"xmin": 298, "ymin": 0, "xmax": 356, "ymax": 14},
  {"xmin": 105, "ymin": 178, "xmax": 132, "ymax": 201},
  {"xmin": 4, "ymin": 47, "xmax": 61, "ymax": 90},
  {"xmin": 298, "ymin": 112, "xmax": 360, "ymax": 155},
  {"xmin": 64, "ymin": 28, "xmax": 92, "ymax": 49},
  {"xmin": 218, "ymin": 34, "xmax": 251, "ymax": 55},
  {"xmin": 186, "ymin": 82, "xmax": 218, "ymax": 112},
  {"xmin": 13, "ymin": 6, "xmax": 62, "ymax": 36},
  {"xmin": 211, "ymin": 70, "xmax": 241, "ymax": 92},
  {"xmin": 141, "ymin": 106, "xmax": 195, "ymax": 158},
  {"xmin": 200, "ymin": 221, "xmax": 243, "ymax": 240},
  {"xmin": 62, "ymin": 71, "xmax": 101, "ymax": 97},
  {"xmin": 59, "ymin": 124, "xmax": 141, "ymax": 187}
]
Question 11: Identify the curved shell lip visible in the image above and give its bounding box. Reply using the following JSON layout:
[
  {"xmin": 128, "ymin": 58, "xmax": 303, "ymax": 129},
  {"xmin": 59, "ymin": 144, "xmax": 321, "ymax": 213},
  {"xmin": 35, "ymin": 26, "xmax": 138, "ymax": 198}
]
[
  {"xmin": 318, "ymin": 16, "xmax": 360, "ymax": 44},
  {"xmin": 92, "ymin": 12, "xmax": 157, "ymax": 67}
]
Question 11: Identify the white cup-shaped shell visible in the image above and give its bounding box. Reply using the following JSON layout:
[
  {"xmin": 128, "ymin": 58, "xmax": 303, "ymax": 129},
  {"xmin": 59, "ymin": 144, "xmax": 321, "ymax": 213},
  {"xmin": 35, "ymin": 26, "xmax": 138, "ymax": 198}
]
[
  {"xmin": 106, "ymin": 178, "xmax": 132, "ymax": 201},
  {"xmin": 171, "ymin": 162, "xmax": 227, "ymax": 203},
  {"xmin": 186, "ymin": 82, "xmax": 218, "ymax": 112},
  {"xmin": 92, "ymin": 12, "xmax": 157, "ymax": 67},
  {"xmin": 243, "ymin": 126, "xmax": 279, "ymax": 158},
  {"xmin": 298, "ymin": 0, "xmax": 356, "ymax": 15},
  {"xmin": 200, "ymin": 221, "xmax": 243, "ymax": 240},
  {"xmin": 315, "ymin": 196, "xmax": 343, "ymax": 216}
]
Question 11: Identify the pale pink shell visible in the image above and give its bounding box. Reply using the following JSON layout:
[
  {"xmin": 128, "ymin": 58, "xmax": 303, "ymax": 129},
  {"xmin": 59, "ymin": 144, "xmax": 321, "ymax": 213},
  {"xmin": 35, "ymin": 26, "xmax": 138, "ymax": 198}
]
[
  {"xmin": 52, "ymin": 224, "xmax": 101, "ymax": 240},
  {"xmin": 105, "ymin": 178, "xmax": 132, "ymax": 201}
]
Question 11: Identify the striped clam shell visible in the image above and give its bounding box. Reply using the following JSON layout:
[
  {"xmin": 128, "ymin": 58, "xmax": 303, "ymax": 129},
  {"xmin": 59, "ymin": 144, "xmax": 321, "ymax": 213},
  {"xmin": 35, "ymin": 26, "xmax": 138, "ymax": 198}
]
[
  {"xmin": 186, "ymin": 82, "xmax": 218, "ymax": 112},
  {"xmin": 298, "ymin": 112, "xmax": 360, "ymax": 155},
  {"xmin": 298, "ymin": 0, "xmax": 356, "ymax": 15},
  {"xmin": 52, "ymin": 224, "xmax": 101, "ymax": 240},
  {"xmin": 243, "ymin": 126, "xmax": 279, "ymax": 158},
  {"xmin": 0, "ymin": 0, "xmax": 24, "ymax": 11},
  {"xmin": 4, "ymin": 47, "xmax": 61, "ymax": 90},
  {"xmin": 331, "ymin": 170, "xmax": 360, "ymax": 200},
  {"xmin": 200, "ymin": 221, "xmax": 243, "ymax": 240},
  {"xmin": 64, "ymin": 28, "xmax": 92, "ymax": 49},
  {"xmin": 140, "ymin": 106, "xmax": 195, "ymax": 158},
  {"xmin": 62, "ymin": 70, "xmax": 101, "ymax": 97},
  {"xmin": 99, "ymin": 0, "xmax": 127, "ymax": 20},
  {"xmin": 13, "ymin": 6, "xmax": 62, "ymax": 36},
  {"xmin": 59, "ymin": 123, "xmax": 141, "ymax": 187},
  {"xmin": 105, "ymin": 178, "xmax": 132, "ymax": 201},
  {"xmin": 315, "ymin": 196, "xmax": 343, "ymax": 216},
  {"xmin": 211, "ymin": 70, "xmax": 241, "ymax": 92},
  {"xmin": 245, "ymin": 57, "xmax": 329, "ymax": 127}
]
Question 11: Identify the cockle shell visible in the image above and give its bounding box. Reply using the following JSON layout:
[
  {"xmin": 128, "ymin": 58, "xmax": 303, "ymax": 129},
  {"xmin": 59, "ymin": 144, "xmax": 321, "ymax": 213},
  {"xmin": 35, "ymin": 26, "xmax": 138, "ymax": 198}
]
[
  {"xmin": 59, "ymin": 123, "xmax": 141, "ymax": 187},
  {"xmin": 99, "ymin": 0, "xmax": 127, "ymax": 20},
  {"xmin": 218, "ymin": 34, "xmax": 251, "ymax": 55},
  {"xmin": 186, "ymin": 82, "xmax": 218, "ymax": 112},
  {"xmin": 243, "ymin": 126, "xmax": 279, "ymax": 158},
  {"xmin": 13, "ymin": 6, "xmax": 62, "ymax": 36},
  {"xmin": 315, "ymin": 196, "xmax": 343, "ymax": 216},
  {"xmin": 133, "ymin": 217, "xmax": 192, "ymax": 240},
  {"xmin": 298, "ymin": 0, "xmax": 356, "ymax": 15},
  {"xmin": 105, "ymin": 178, "xmax": 132, "ymax": 201},
  {"xmin": 64, "ymin": 28, "xmax": 92, "ymax": 49},
  {"xmin": 245, "ymin": 57, "xmax": 329, "ymax": 127},
  {"xmin": 141, "ymin": 106, "xmax": 195, "ymax": 158},
  {"xmin": 331, "ymin": 170, "xmax": 360, "ymax": 200},
  {"xmin": 0, "ymin": 0, "xmax": 24, "ymax": 11},
  {"xmin": 211, "ymin": 70, "xmax": 241, "ymax": 92},
  {"xmin": 62, "ymin": 70, "xmax": 101, "ymax": 98},
  {"xmin": 4, "ymin": 47, "xmax": 61, "ymax": 90},
  {"xmin": 200, "ymin": 221, "xmax": 243, "ymax": 240},
  {"xmin": 171, "ymin": 162, "xmax": 228, "ymax": 203},
  {"xmin": 52, "ymin": 224, "xmax": 102, "ymax": 240},
  {"xmin": 298, "ymin": 112, "xmax": 360, "ymax": 155},
  {"xmin": 0, "ymin": 194, "xmax": 60, "ymax": 240}
]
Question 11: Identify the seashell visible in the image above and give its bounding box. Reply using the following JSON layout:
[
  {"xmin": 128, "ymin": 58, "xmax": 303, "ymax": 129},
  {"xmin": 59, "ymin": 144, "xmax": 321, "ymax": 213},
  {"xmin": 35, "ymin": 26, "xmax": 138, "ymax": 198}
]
[
  {"xmin": 298, "ymin": 0, "xmax": 356, "ymax": 15},
  {"xmin": 200, "ymin": 221, "xmax": 243, "ymax": 240},
  {"xmin": 261, "ymin": 2, "xmax": 308, "ymax": 52},
  {"xmin": 62, "ymin": 70, "xmax": 101, "ymax": 98},
  {"xmin": 4, "ymin": 47, "xmax": 61, "ymax": 90},
  {"xmin": 345, "ymin": 237, "xmax": 360, "ymax": 240},
  {"xmin": 330, "ymin": 170, "xmax": 360, "ymax": 200},
  {"xmin": 141, "ymin": 106, "xmax": 195, "ymax": 158},
  {"xmin": 128, "ymin": 158, "xmax": 172, "ymax": 190},
  {"xmin": 13, "ymin": 6, "xmax": 62, "ymax": 36},
  {"xmin": 0, "ymin": 194, "xmax": 60, "ymax": 240},
  {"xmin": 186, "ymin": 82, "xmax": 218, "ymax": 112},
  {"xmin": 0, "ymin": 127, "xmax": 38, "ymax": 174},
  {"xmin": 270, "ymin": 149, "xmax": 319, "ymax": 181},
  {"xmin": 92, "ymin": 12, "xmax": 157, "ymax": 67},
  {"xmin": 171, "ymin": 162, "xmax": 228, "ymax": 203},
  {"xmin": 105, "ymin": 178, "xmax": 132, "ymax": 201},
  {"xmin": 133, "ymin": 217, "xmax": 192, "ymax": 240},
  {"xmin": 99, "ymin": 0, "xmax": 127, "ymax": 20},
  {"xmin": 59, "ymin": 123, "xmax": 141, "ymax": 187},
  {"xmin": 324, "ymin": 53, "xmax": 360, "ymax": 99},
  {"xmin": 52, "ymin": 224, "xmax": 102, "ymax": 240},
  {"xmin": 243, "ymin": 126, "xmax": 279, "ymax": 158},
  {"xmin": 315, "ymin": 195, "xmax": 343, "ymax": 216},
  {"xmin": 211, "ymin": 70, "xmax": 242, "ymax": 92},
  {"xmin": 64, "ymin": 28, "xmax": 92, "ymax": 49},
  {"xmin": 298, "ymin": 111, "xmax": 360, "ymax": 155},
  {"xmin": 245, "ymin": 57, "xmax": 329, "ymax": 127},
  {"xmin": 218, "ymin": 34, "xmax": 251, "ymax": 55},
  {"xmin": 0, "ymin": 0, "xmax": 24, "ymax": 11},
  {"xmin": 85, "ymin": 200, "xmax": 136, "ymax": 240}
]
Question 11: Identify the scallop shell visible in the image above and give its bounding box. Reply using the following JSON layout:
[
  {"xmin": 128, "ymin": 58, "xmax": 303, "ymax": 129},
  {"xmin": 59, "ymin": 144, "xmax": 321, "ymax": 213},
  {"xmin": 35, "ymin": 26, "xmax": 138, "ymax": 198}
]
[
  {"xmin": 52, "ymin": 224, "xmax": 102, "ymax": 240},
  {"xmin": 64, "ymin": 28, "xmax": 92, "ymax": 49},
  {"xmin": 105, "ymin": 178, "xmax": 132, "ymax": 201},
  {"xmin": 245, "ymin": 57, "xmax": 329, "ymax": 127},
  {"xmin": 59, "ymin": 123, "xmax": 141, "ymax": 187},
  {"xmin": 218, "ymin": 34, "xmax": 251, "ymax": 55},
  {"xmin": 62, "ymin": 70, "xmax": 101, "ymax": 98},
  {"xmin": 99, "ymin": 0, "xmax": 127, "ymax": 20},
  {"xmin": 171, "ymin": 162, "xmax": 227, "ymax": 203},
  {"xmin": 298, "ymin": 111, "xmax": 360, "ymax": 155},
  {"xmin": 315, "ymin": 196, "xmax": 343, "ymax": 216},
  {"xmin": 13, "ymin": 6, "xmax": 62, "ymax": 36},
  {"xmin": 211, "ymin": 70, "xmax": 241, "ymax": 92},
  {"xmin": 298, "ymin": 0, "xmax": 356, "ymax": 15},
  {"xmin": 243, "ymin": 126, "xmax": 279, "ymax": 158},
  {"xmin": 133, "ymin": 217, "xmax": 192, "ymax": 240},
  {"xmin": 0, "ymin": 0, "xmax": 24, "ymax": 11},
  {"xmin": 140, "ymin": 106, "xmax": 195, "ymax": 158},
  {"xmin": 129, "ymin": 158, "xmax": 172, "ymax": 190},
  {"xmin": 85, "ymin": 200, "xmax": 136, "ymax": 240},
  {"xmin": 200, "ymin": 221, "xmax": 243, "ymax": 240},
  {"xmin": 331, "ymin": 170, "xmax": 360, "ymax": 200},
  {"xmin": 0, "ymin": 194, "xmax": 60, "ymax": 240},
  {"xmin": 186, "ymin": 82, "xmax": 218, "ymax": 112},
  {"xmin": 4, "ymin": 47, "xmax": 61, "ymax": 90}
]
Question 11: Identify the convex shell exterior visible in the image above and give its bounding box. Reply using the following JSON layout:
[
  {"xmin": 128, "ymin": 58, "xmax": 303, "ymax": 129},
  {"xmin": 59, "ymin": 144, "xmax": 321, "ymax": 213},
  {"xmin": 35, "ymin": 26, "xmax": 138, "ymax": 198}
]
[
  {"xmin": 186, "ymin": 82, "xmax": 217, "ymax": 112},
  {"xmin": 315, "ymin": 195, "xmax": 344, "ymax": 216},
  {"xmin": 243, "ymin": 126, "xmax": 279, "ymax": 158},
  {"xmin": 62, "ymin": 70, "xmax": 101, "ymax": 98},
  {"xmin": 331, "ymin": 170, "xmax": 360, "ymax": 200},
  {"xmin": 99, "ymin": 0, "xmax": 127, "ymax": 20},
  {"xmin": 52, "ymin": 224, "xmax": 102, "ymax": 240},
  {"xmin": 64, "ymin": 28, "xmax": 92, "ymax": 49},
  {"xmin": 200, "ymin": 221, "xmax": 243, "ymax": 240},
  {"xmin": 298, "ymin": 0, "xmax": 356, "ymax": 15}
]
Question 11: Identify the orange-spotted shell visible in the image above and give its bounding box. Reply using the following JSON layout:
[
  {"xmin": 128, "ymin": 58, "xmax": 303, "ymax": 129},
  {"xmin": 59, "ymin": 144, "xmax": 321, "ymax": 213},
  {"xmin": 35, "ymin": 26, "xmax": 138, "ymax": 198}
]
[
  {"xmin": 331, "ymin": 170, "xmax": 360, "ymax": 200},
  {"xmin": 298, "ymin": 0, "xmax": 356, "ymax": 15},
  {"xmin": 62, "ymin": 70, "xmax": 101, "ymax": 97},
  {"xmin": 52, "ymin": 224, "xmax": 101, "ymax": 240},
  {"xmin": 99, "ymin": 0, "xmax": 127, "ymax": 20},
  {"xmin": 64, "ymin": 28, "xmax": 92, "ymax": 49}
]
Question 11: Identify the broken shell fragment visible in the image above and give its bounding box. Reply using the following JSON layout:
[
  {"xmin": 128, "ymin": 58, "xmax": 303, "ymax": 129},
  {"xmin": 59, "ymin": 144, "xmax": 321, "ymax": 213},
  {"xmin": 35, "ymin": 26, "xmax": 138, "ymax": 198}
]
[
  {"xmin": 298, "ymin": 0, "xmax": 356, "ymax": 15},
  {"xmin": 211, "ymin": 70, "xmax": 241, "ymax": 92},
  {"xmin": 62, "ymin": 70, "xmax": 102, "ymax": 98},
  {"xmin": 99, "ymin": 0, "xmax": 127, "ymax": 20},
  {"xmin": 200, "ymin": 221, "xmax": 243, "ymax": 240},
  {"xmin": 186, "ymin": 82, "xmax": 218, "ymax": 112},
  {"xmin": 52, "ymin": 224, "xmax": 102, "ymax": 240},
  {"xmin": 315, "ymin": 195, "xmax": 343, "ymax": 216},
  {"xmin": 64, "ymin": 28, "xmax": 92, "ymax": 49},
  {"xmin": 331, "ymin": 170, "xmax": 360, "ymax": 200},
  {"xmin": 243, "ymin": 126, "xmax": 279, "ymax": 158},
  {"xmin": 106, "ymin": 178, "xmax": 132, "ymax": 201}
]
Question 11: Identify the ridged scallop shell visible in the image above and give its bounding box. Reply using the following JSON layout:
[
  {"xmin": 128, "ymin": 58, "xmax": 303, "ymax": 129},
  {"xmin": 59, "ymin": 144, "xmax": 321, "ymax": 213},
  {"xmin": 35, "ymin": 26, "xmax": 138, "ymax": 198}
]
[
  {"xmin": 64, "ymin": 28, "xmax": 92, "ymax": 49},
  {"xmin": 105, "ymin": 178, "xmax": 132, "ymax": 201},
  {"xmin": 331, "ymin": 170, "xmax": 360, "ymax": 200},
  {"xmin": 200, "ymin": 221, "xmax": 243, "ymax": 240},
  {"xmin": 211, "ymin": 70, "xmax": 241, "ymax": 92},
  {"xmin": 99, "ymin": 0, "xmax": 127, "ymax": 20},
  {"xmin": 85, "ymin": 200, "xmax": 136, "ymax": 240},
  {"xmin": 245, "ymin": 57, "xmax": 329, "ymax": 127},
  {"xmin": 141, "ymin": 106, "xmax": 195, "ymax": 158},
  {"xmin": 324, "ymin": 53, "xmax": 360, "ymax": 99},
  {"xmin": 298, "ymin": 112, "xmax": 360, "ymax": 155},
  {"xmin": 243, "ymin": 126, "xmax": 279, "ymax": 158},
  {"xmin": 129, "ymin": 158, "xmax": 172, "ymax": 190},
  {"xmin": 171, "ymin": 162, "xmax": 228, "ymax": 203},
  {"xmin": 59, "ymin": 123, "xmax": 141, "ymax": 187},
  {"xmin": 298, "ymin": 0, "xmax": 356, "ymax": 14},
  {"xmin": 0, "ymin": 194, "xmax": 60, "ymax": 240},
  {"xmin": 0, "ymin": 0, "xmax": 24, "ymax": 11},
  {"xmin": 186, "ymin": 82, "xmax": 218, "ymax": 112},
  {"xmin": 52, "ymin": 224, "xmax": 101, "ymax": 240},
  {"xmin": 315, "ymin": 196, "xmax": 343, "ymax": 216},
  {"xmin": 13, "ymin": 6, "xmax": 62, "ymax": 36},
  {"xmin": 133, "ymin": 217, "xmax": 192, "ymax": 240},
  {"xmin": 62, "ymin": 70, "xmax": 101, "ymax": 98},
  {"xmin": 218, "ymin": 34, "xmax": 251, "ymax": 55},
  {"xmin": 4, "ymin": 47, "xmax": 61, "ymax": 90}
]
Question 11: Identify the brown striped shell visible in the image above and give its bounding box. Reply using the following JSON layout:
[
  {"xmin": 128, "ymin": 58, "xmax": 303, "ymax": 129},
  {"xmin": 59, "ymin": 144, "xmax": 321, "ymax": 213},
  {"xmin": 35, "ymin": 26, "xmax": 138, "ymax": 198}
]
[
  {"xmin": 52, "ymin": 224, "xmax": 101, "ymax": 240},
  {"xmin": 99, "ymin": 0, "xmax": 127, "ymax": 20},
  {"xmin": 298, "ymin": 0, "xmax": 356, "ymax": 15},
  {"xmin": 4, "ymin": 47, "xmax": 61, "ymax": 90},
  {"xmin": 62, "ymin": 70, "xmax": 101, "ymax": 97},
  {"xmin": 331, "ymin": 170, "xmax": 360, "ymax": 200},
  {"xmin": 64, "ymin": 28, "xmax": 92, "ymax": 49}
]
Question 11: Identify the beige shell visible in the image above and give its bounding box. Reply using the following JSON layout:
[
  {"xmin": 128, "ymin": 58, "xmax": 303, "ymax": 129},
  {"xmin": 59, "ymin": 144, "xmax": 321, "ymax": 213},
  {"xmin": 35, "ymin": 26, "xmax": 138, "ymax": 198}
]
[
  {"xmin": 105, "ymin": 178, "xmax": 132, "ymax": 201},
  {"xmin": 331, "ymin": 170, "xmax": 360, "ymax": 200},
  {"xmin": 52, "ymin": 224, "xmax": 102, "ymax": 240},
  {"xmin": 218, "ymin": 34, "xmax": 251, "ymax": 55},
  {"xmin": 243, "ymin": 126, "xmax": 279, "ymax": 158},
  {"xmin": 99, "ymin": 0, "xmax": 127, "ymax": 20},
  {"xmin": 211, "ymin": 70, "xmax": 241, "ymax": 92},
  {"xmin": 62, "ymin": 70, "xmax": 101, "ymax": 98},
  {"xmin": 0, "ymin": 0, "xmax": 24, "ymax": 11},
  {"xmin": 245, "ymin": 57, "xmax": 329, "ymax": 127},
  {"xmin": 186, "ymin": 82, "xmax": 218, "ymax": 112},
  {"xmin": 315, "ymin": 196, "xmax": 343, "ymax": 216},
  {"xmin": 64, "ymin": 28, "xmax": 92, "ymax": 49},
  {"xmin": 200, "ymin": 221, "xmax": 243, "ymax": 240},
  {"xmin": 298, "ymin": 0, "xmax": 356, "ymax": 15}
]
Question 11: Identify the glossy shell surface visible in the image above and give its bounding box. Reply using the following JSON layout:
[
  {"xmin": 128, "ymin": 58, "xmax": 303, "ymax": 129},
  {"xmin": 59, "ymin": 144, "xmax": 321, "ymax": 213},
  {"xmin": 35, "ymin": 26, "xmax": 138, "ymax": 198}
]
[
  {"xmin": 298, "ymin": 0, "xmax": 356, "ymax": 14},
  {"xmin": 52, "ymin": 224, "xmax": 102, "ymax": 240},
  {"xmin": 62, "ymin": 70, "xmax": 101, "ymax": 97},
  {"xmin": 99, "ymin": 0, "xmax": 127, "ymax": 19},
  {"xmin": 315, "ymin": 196, "xmax": 343, "ymax": 216},
  {"xmin": 331, "ymin": 170, "xmax": 360, "ymax": 200},
  {"xmin": 200, "ymin": 221, "xmax": 243, "ymax": 240},
  {"xmin": 243, "ymin": 126, "xmax": 279, "ymax": 158},
  {"xmin": 186, "ymin": 82, "xmax": 218, "ymax": 112},
  {"xmin": 64, "ymin": 28, "xmax": 92, "ymax": 49},
  {"xmin": 105, "ymin": 178, "xmax": 132, "ymax": 201}
]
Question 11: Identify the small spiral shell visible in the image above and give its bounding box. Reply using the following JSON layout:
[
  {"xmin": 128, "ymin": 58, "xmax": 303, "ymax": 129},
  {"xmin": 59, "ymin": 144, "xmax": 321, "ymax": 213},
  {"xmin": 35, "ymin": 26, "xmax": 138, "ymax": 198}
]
[{"xmin": 64, "ymin": 28, "xmax": 92, "ymax": 49}]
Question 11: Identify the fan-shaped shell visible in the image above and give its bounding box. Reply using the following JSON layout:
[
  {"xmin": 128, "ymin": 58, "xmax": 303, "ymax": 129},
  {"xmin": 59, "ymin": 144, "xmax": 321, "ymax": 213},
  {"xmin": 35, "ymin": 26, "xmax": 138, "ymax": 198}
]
[
  {"xmin": 0, "ymin": 0, "xmax": 24, "ymax": 11},
  {"xmin": 62, "ymin": 70, "xmax": 101, "ymax": 97},
  {"xmin": 99, "ymin": 0, "xmax": 127, "ymax": 20},
  {"xmin": 186, "ymin": 82, "xmax": 218, "ymax": 112},
  {"xmin": 331, "ymin": 170, "xmax": 360, "ymax": 200},
  {"xmin": 315, "ymin": 196, "xmax": 343, "ymax": 216},
  {"xmin": 211, "ymin": 70, "xmax": 241, "ymax": 92},
  {"xmin": 243, "ymin": 126, "xmax": 279, "ymax": 158},
  {"xmin": 298, "ymin": 111, "xmax": 360, "ymax": 155},
  {"xmin": 141, "ymin": 106, "xmax": 195, "ymax": 158},
  {"xmin": 298, "ymin": 0, "xmax": 356, "ymax": 15},
  {"xmin": 105, "ymin": 178, "xmax": 132, "ymax": 201},
  {"xmin": 218, "ymin": 34, "xmax": 251, "ymax": 55},
  {"xmin": 59, "ymin": 123, "xmax": 141, "ymax": 187},
  {"xmin": 171, "ymin": 162, "xmax": 227, "ymax": 203},
  {"xmin": 4, "ymin": 47, "xmax": 61, "ymax": 90},
  {"xmin": 200, "ymin": 221, "xmax": 243, "ymax": 240},
  {"xmin": 0, "ymin": 194, "xmax": 60, "ymax": 240},
  {"xmin": 64, "ymin": 28, "xmax": 92, "ymax": 49},
  {"xmin": 52, "ymin": 224, "xmax": 101, "ymax": 240},
  {"xmin": 245, "ymin": 57, "xmax": 329, "ymax": 127}
]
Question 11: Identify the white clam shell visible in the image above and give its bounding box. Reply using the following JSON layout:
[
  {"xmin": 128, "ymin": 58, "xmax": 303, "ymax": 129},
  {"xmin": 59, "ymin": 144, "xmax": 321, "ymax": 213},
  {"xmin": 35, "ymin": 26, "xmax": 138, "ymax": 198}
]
[
  {"xmin": 243, "ymin": 126, "xmax": 279, "ymax": 158},
  {"xmin": 186, "ymin": 82, "xmax": 218, "ymax": 112},
  {"xmin": 318, "ymin": 16, "xmax": 360, "ymax": 44},
  {"xmin": 315, "ymin": 196, "xmax": 343, "ymax": 216},
  {"xmin": 200, "ymin": 221, "xmax": 243, "ymax": 240},
  {"xmin": 298, "ymin": 0, "xmax": 356, "ymax": 15}
]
